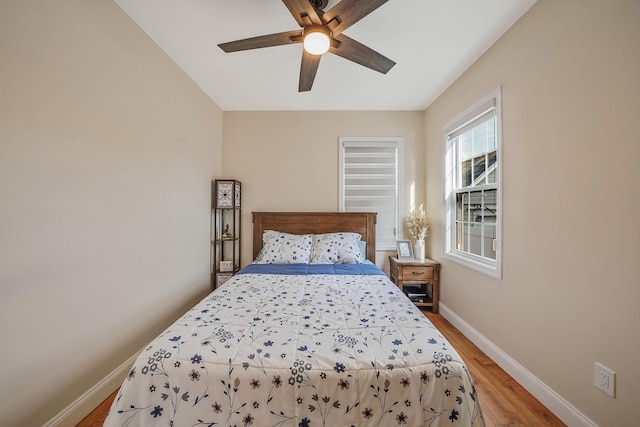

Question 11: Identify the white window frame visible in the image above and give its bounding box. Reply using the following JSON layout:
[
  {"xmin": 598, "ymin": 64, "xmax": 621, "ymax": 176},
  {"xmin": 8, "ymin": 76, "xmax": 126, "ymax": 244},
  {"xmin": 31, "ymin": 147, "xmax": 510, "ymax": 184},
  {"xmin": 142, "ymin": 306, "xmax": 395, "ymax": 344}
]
[
  {"xmin": 443, "ymin": 87, "xmax": 502, "ymax": 279},
  {"xmin": 339, "ymin": 137, "xmax": 404, "ymax": 251}
]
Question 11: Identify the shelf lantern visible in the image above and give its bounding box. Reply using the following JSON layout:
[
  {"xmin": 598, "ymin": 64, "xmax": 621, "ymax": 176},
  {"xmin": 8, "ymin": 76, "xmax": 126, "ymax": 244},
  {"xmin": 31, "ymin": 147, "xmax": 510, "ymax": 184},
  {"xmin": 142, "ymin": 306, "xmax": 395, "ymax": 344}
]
[{"xmin": 215, "ymin": 179, "xmax": 241, "ymax": 209}]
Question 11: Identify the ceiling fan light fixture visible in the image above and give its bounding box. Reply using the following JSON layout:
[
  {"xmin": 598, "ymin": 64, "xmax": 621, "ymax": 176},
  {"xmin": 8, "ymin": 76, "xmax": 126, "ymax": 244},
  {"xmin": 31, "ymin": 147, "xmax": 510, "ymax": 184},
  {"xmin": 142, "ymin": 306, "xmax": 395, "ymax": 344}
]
[
  {"xmin": 218, "ymin": 0, "xmax": 395, "ymax": 92},
  {"xmin": 303, "ymin": 26, "xmax": 331, "ymax": 55}
]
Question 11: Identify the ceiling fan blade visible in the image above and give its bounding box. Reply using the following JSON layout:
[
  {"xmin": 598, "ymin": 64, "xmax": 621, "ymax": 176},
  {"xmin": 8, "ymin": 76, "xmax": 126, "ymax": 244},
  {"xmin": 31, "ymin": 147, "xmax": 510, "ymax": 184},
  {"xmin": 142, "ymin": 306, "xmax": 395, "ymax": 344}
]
[
  {"xmin": 299, "ymin": 50, "xmax": 322, "ymax": 92},
  {"xmin": 323, "ymin": 0, "xmax": 389, "ymax": 36},
  {"xmin": 218, "ymin": 30, "xmax": 302, "ymax": 53},
  {"xmin": 330, "ymin": 34, "xmax": 395, "ymax": 74},
  {"xmin": 282, "ymin": 0, "xmax": 323, "ymax": 27}
]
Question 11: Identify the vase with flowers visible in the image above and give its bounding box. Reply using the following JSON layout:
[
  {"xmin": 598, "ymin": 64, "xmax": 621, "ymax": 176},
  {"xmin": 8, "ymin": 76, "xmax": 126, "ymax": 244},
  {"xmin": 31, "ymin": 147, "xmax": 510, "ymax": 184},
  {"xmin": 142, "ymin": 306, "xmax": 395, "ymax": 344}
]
[{"xmin": 406, "ymin": 206, "xmax": 429, "ymax": 261}]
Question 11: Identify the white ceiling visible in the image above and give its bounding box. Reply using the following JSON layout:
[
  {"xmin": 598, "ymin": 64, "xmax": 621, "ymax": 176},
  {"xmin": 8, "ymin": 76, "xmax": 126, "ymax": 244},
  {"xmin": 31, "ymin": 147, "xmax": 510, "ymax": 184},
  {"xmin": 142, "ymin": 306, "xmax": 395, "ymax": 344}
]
[{"xmin": 114, "ymin": 0, "xmax": 536, "ymax": 111}]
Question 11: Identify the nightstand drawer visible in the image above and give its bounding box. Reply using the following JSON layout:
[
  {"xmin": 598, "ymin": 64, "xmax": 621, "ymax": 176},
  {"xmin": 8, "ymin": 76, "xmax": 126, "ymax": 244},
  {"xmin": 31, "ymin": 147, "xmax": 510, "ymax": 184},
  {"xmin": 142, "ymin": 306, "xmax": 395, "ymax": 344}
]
[{"xmin": 399, "ymin": 266, "xmax": 434, "ymax": 280}]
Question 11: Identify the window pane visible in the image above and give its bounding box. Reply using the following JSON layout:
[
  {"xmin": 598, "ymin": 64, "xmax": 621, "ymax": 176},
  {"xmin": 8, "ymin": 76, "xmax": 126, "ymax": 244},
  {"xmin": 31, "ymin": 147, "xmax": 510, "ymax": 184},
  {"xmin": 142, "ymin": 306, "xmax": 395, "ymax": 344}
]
[
  {"xmin": 456, "ymin": 222, "xmax": 468, "ymax": 251},
  {"xmin": 456, "ymin": 120, "xmax": 497, "ymax": 190},
  {"xmin": 473, "ymin": 155, "xmax": 486, "ymax": 186},
  {"xmin": 458, "ymin": 192, "xmax": 475, "ymax": 221},
  {"xmin": 468, "ymin": 191, "xmax": 483, "ymax": 219},
  {"xmin": 461, "ymin": 159, "xmax": 472, "ymax": 187},
  {"xmin": 482, "ymin": 189, "xmax": 497, "ymax": 224},
  {"xmin": 486, "ymin": 151, "xmax": 497, "ymax": 184},
  {"xmin": 459, "ymin": 134, "xmax": 472, "ymax": 161},
  {"xmin": 472, "ymin": 125, "xmax": 486, "ymax": 158},
  {"xmin": 468, "ymin": 223, "xmax": 482, "ymax": 256},
  {"xmin": 486, "ymin": 117, "xmax": 496, "ymax": 152}
]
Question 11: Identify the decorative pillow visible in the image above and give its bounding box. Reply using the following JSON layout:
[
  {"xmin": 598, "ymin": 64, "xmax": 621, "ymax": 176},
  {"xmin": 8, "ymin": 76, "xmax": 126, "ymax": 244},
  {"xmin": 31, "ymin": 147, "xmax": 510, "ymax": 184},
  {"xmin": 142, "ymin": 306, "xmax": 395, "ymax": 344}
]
[
  {"xmin": 255, "ymin": 230, "xmax": 313, "ymax": 264},
  {"xmin": 310, "ymin": 232, "xmax": 363, "ymax": 264}
]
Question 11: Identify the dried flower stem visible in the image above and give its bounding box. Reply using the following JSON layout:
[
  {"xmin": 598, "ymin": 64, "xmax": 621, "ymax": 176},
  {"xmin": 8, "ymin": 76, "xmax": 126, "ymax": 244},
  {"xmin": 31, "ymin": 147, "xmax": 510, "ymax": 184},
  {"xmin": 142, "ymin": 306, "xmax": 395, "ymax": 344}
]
[{"xmin": 406, "ymin": 206, "xmax": 429, "ymax": 240}]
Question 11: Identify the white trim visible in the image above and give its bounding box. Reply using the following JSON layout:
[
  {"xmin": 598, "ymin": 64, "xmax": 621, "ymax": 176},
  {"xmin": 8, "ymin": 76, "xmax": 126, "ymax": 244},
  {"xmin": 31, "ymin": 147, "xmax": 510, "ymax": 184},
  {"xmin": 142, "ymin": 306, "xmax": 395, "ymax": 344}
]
[
  {"xmin": 443, "ymin": 250, "xmax": 501, "ymax": 279},
  {"xmin": 439, "ymin": 304, "xmax": 598, "ymax": 427},
  {"xmin": 44, "ymin": 351, "xmax": 140, "ymax": 427},
  {"xmin": 442, "ymin": 87, "xmax": 503, "ymax": 279}
]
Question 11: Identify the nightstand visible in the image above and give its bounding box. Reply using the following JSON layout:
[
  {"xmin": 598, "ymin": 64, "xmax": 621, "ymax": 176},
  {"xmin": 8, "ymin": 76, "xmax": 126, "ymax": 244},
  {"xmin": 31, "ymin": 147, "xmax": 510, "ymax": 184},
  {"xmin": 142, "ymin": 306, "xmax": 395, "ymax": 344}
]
[{"xmin": 389, "ymin": 257, "xmax": 440, "ymax": 313}]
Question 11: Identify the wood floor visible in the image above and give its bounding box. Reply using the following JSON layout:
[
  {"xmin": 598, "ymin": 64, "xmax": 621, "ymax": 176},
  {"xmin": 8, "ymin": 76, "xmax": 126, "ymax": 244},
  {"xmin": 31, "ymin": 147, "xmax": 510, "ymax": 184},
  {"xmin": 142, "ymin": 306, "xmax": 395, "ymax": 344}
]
[
  {"xmin": 422, "ymin": 311, "xmax": 565, "ymax": 426},
  {"xmin": 77, "ymin": 311, "xmax": 565, "ymax": 427}
]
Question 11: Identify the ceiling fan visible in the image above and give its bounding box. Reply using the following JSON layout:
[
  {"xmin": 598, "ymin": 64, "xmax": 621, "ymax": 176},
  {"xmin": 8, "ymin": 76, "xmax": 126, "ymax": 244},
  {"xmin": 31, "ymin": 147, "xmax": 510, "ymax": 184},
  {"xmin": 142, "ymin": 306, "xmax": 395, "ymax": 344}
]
[{"xmin": 218, "ymin": 0, "xmax": 396, "ymax": 92}]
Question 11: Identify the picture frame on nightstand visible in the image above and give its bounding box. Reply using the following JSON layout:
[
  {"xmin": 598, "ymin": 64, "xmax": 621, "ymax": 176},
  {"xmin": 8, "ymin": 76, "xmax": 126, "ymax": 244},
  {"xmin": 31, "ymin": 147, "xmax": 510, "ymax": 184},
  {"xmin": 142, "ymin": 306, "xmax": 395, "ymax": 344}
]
[{"xmin": 396, "ymin": 240, "xmax": 413, "ymax": 259}]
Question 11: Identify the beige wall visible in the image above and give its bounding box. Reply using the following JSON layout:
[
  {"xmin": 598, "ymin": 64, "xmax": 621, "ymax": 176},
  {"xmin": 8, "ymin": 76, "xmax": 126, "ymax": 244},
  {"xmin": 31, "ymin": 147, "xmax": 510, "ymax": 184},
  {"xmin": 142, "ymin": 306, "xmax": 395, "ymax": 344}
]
[
  {"xmin": 424, "ymin": 0, "xmax": 639, "ymax": 425},
  {"xmin": 222, "ymin": 111, "xmax": 425, "ymax": 269},
  {"xmin": 3, "ymin": 0, "xmax": 638, "ymax": 425},
  {"xmin": 0, "ymin": 1, "xmax": 223, "ymax": 425}
]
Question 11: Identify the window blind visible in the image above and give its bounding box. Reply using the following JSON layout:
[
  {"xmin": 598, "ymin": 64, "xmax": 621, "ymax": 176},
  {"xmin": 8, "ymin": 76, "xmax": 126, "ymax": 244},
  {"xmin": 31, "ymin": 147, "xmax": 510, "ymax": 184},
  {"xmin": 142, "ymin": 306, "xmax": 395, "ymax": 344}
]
[
  {"xmin": 340, "ymin": 139, "xmax": 399, "ymax": 250},
  {"xmin": 446, "ymin": 98, "xmax": 497, "ymax": 140}
]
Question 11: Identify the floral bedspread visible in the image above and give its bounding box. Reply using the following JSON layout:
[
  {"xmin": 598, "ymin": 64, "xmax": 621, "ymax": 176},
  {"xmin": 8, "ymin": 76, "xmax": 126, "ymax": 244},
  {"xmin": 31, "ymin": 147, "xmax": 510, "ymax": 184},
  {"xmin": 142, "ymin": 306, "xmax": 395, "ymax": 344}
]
[{"xmin": 104, "ymin": 265, "xmax": 484, "ymax": 427}]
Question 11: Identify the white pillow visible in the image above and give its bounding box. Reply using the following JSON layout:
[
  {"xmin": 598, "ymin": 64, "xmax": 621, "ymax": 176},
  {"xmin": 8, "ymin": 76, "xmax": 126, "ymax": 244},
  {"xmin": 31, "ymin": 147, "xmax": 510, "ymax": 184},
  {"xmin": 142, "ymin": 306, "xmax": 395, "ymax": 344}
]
[
  {"xmin": 310, "ymin": 232, "xmax": 363, "ymax": 264},
  {"xmin": 255, "ymin": 230, "xmax": 313, "ymax": 264}
]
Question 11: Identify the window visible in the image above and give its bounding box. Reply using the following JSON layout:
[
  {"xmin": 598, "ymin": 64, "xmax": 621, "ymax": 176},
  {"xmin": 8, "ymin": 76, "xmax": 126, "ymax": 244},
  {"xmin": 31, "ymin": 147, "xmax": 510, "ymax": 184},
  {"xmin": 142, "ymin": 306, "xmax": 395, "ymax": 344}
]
[
  {"xmin": 443, "ymin": 88, "xmax": 502, "ymax": 278},
  {"xmin": 339, "ymin": 137, "xmax": 403, "ymax": 251}
]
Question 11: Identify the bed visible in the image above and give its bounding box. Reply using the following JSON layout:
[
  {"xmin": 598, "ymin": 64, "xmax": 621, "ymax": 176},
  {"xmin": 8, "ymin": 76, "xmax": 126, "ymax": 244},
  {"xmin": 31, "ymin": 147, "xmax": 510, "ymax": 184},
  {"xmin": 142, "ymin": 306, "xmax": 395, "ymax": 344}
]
[{"xmin": 105, "ymin": 212, "xmax": 484, "ymax": 427}]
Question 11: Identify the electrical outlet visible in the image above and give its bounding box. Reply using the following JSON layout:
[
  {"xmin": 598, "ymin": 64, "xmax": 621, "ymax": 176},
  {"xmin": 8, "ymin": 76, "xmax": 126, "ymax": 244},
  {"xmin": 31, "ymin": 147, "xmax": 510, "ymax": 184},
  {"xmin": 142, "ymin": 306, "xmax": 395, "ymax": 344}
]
[{"xmin": 595, "ymin": 362, "xmax": 616, "ymax": 398}]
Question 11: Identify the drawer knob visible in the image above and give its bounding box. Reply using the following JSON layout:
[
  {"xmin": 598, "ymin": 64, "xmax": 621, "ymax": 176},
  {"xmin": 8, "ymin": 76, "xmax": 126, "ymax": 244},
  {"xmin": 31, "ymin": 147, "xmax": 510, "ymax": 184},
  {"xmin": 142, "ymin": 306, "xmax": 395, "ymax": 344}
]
[{"xmin": 412, "ymin": 271, "xmax": 424, "ymax": 275}]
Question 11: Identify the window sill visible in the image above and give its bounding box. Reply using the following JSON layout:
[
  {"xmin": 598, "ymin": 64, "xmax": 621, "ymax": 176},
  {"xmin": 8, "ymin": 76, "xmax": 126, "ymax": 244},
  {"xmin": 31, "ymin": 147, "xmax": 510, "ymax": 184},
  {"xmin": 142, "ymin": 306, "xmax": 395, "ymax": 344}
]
[{"xmin": 443, "ymin": 250, "xmax": 501, "ymax": 280}]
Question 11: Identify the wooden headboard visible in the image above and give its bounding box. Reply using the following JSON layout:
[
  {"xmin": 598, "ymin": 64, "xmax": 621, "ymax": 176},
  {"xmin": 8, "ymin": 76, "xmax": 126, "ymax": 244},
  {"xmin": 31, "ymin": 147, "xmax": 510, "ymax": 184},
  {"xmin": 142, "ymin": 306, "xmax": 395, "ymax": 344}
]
[{"xmin": 252, "ymin": 212, "xmax": 377, "ymax": 262}]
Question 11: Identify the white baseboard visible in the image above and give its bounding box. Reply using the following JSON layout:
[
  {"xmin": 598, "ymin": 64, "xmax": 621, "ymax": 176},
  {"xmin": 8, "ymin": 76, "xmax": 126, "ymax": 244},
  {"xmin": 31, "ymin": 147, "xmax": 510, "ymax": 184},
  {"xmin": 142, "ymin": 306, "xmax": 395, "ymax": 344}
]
[
  {"xmin": 439, "ymin": 303, "xmax": 597, "ymax": 427},
  {"xmin": 44, "ymin": 351, "xmax": 140, "ymax": 427}
]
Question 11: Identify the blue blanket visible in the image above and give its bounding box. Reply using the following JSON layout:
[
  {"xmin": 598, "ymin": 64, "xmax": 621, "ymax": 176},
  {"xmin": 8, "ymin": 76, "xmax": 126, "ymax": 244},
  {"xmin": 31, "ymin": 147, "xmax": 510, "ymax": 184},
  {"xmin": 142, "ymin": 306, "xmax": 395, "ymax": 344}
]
[{"xmin": 237, "ymin": 262, "xmax": 385, "ymax": 276}]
